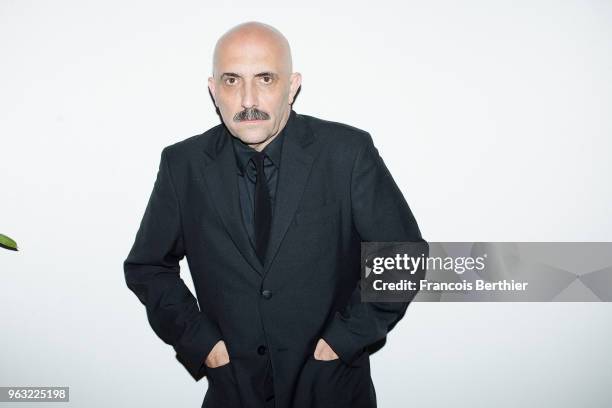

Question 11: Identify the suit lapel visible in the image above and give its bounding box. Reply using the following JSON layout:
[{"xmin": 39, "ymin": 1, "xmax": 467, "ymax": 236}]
[
  {"xmin": 200, "ymin": 110, "xmax": 318, "ymax": 279},
  {"xmin": 263, "ymin": 112, "xmax": 317, "ymax": 276},
  {"xmin": 201, "ymin": 125, "xmax": 265, "ymax": 277}
]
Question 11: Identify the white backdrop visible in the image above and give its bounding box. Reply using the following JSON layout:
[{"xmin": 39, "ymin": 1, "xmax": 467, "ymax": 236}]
[{"xmin": 1, "ymin": 0, "xmax": 611, "ymax": 407}]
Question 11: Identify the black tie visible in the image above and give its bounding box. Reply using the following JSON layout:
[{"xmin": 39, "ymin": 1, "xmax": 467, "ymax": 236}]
[{"xmin": 252, "ymin": 152, "xmax": 272, "ymax": 265}]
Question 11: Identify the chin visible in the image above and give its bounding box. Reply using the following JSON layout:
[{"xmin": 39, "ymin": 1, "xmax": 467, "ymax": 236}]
[{"xmin": 233, "ymin": 130, "xmax": 270, "ymax": 145}]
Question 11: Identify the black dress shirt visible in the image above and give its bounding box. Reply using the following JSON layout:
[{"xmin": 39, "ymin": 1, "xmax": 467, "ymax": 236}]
[{"xmin": 230, "ymin": 110, "xmax": 295, "ymax": 253}]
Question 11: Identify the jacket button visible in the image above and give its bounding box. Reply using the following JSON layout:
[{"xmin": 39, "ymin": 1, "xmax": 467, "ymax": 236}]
[
  {"xmin": 257, "ymin": 345, "xmax": 267, "ymax": 355},
  {"xmin": 261, "ymin": 289, "xmax": 272, "ymax": 299}
]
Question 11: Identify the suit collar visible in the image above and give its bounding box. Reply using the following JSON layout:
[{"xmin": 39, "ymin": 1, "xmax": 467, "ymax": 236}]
[
  {"xmin": 203, "ymin": 109, "xmax": 310, "ymax": 160},
  {"xmin": 230, "ymin": 109, "xmax": 295, "ymax": 175},
  {"xmin": 200, "ymin": 109, "xmax": 318, "ymax": 278}
]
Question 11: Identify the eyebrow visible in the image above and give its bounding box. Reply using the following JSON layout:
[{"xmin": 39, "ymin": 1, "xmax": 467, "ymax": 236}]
[{"xmin": 220, "ymin": 72, "xmax": 277, "ymax": 79}]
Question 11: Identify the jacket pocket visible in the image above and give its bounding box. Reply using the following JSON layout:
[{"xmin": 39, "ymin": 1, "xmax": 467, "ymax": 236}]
[
  {"xmin": 206, "ymin": 361, "xmax": 235, "ymax": 384},
  {"xmin": 204, "ymin": 362, "xmax": 242, "ymax": 407},
  {"xmin": 293, "ymin": 356, "xmax": 353, "ymax": 407}
]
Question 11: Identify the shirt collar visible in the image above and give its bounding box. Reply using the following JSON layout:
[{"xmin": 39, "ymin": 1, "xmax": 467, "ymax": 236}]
[{"xmin": 231, "ymin": 109, "xmax": 295, "ymax": 176}]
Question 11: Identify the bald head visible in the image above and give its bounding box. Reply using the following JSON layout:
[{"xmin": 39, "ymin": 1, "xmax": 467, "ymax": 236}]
[
  {"xmin": 212, "ymin": 21, "xmax": 293, "ymax": 78},
  {"xmin": 208, "ymin": 21, "xmax": 301, "ymax": 151}
]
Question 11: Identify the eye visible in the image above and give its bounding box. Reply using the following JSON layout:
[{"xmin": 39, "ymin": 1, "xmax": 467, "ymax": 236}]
[
  {"xmin": 261, "ymin": 75, "xmax": 272, "ymax": 84},
  {"xmin": 224, "ymin": 77, "xmax": 237, "ymax": 85}
]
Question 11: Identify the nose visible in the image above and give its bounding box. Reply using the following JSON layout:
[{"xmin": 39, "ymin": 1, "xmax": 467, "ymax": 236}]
[{"xmin": 240, "ymin": 79, "xmax": 259, "ymax": 109}]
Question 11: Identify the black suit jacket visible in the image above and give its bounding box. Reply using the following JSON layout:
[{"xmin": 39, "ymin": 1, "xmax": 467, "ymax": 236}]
[{"xmin": 124, "ymin": 109, "xmax": 425, "ymax": 408}]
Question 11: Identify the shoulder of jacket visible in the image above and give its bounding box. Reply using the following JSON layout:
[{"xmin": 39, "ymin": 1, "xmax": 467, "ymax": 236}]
[
  {"xmin": 298, "ymin": 113, "xmax": 372, "ymax": 149},
  {"xmin": 160, "ymin": 123, "xmax": 224, "ymax": 161}
]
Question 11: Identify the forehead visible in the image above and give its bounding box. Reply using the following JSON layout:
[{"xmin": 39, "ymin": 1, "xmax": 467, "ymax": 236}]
[{"xmin": 215, "ymin": 38, "xmax": 287, "ymax": 75}]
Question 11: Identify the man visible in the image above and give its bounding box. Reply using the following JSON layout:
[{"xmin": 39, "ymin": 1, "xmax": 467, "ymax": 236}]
[{"xmin": 124, "ymin": 21, "xmax": 425, "ymax": 408}]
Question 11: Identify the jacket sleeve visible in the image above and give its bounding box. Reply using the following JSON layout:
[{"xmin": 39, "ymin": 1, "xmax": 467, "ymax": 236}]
[
  {"xmin": 321, "ymin": 132, "xmax": 426, "ymax": 366},
  {"xmin": 123, "ymin": 147, "xmax": 222, "ymax": 380}
]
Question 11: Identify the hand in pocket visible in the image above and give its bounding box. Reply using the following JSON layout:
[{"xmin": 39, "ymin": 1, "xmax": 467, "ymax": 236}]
[
  {"xmin": 313, "ymin": 338, "xmax": 339, "ymax": 361},
  {"xmin": 205, "ymin": 340, "xmax": 230, "ymax": 368}
]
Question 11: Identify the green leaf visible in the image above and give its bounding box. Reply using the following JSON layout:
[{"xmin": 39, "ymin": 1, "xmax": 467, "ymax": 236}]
[{"xmin": 0, "ymin": 234, "xmax": 18, "ymax": 251}]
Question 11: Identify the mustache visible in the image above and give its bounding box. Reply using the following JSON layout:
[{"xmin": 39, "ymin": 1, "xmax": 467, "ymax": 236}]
[{"xmin": 234, "ymin": 107, "xmax": 270, "ymax": 122}]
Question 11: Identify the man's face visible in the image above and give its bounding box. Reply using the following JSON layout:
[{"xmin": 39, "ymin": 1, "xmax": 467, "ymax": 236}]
[{"xmin": 208, "ymin": 37, "xmax": 300, "ymax": 148}]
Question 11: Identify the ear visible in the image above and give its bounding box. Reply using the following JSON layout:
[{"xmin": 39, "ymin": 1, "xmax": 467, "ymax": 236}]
[
  {"xmin": 208, "ymin": 76, "xmax": 217, "ymax": 106},
  {"xmin": 288, "ymin": 72, "xmax": 302, "ymax": 105}
]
